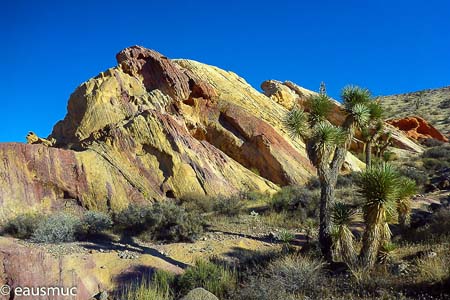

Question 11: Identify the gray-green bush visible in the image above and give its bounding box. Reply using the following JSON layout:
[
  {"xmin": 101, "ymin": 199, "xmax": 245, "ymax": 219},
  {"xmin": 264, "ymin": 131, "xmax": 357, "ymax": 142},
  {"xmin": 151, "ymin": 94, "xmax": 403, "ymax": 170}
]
[
  {"xmin": 80, "ymin": 211, "xmax": 112, "ymax": 236},
  {"xmin": 32, "ymin": 213, "xmax": 81, "ymax": 243}
]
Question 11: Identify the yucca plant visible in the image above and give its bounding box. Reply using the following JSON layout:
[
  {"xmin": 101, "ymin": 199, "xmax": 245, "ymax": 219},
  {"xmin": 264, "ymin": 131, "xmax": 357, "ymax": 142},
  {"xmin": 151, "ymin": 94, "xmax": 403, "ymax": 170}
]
[
  {"xmin": 357, "ymin": 163, "xmax": 400, "ymax": 268},
  {"xmin": 285, "ymin": 85, "xmax": 373, "ymax": 261},
  {"xmin": 396, "ymin": 177, "xmax": 417, "ymax": 229},
  {"xmin": 331, "ymin": 202, "xmax": 360, "ymax": 265}
]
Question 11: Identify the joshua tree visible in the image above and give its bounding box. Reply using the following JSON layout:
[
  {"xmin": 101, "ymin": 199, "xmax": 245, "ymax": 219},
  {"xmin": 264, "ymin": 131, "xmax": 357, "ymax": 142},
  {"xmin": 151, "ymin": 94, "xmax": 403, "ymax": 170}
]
[
  {"xmin": 357, "ymin": 163, "xmax": 399, "ymax": 268},
  {"xmin": 357, "ymin": 163, "xmax": 416, "ymax": 268},
  {"xmin": 331, "ymin": 202, "xmax": 359, "ymax": 265},
  {"xmin": 360, "ymin": 101, "xmax": 384, "ymax": 167},
  {"xmin": 285, "ymin": 86, "xmax": 372, "ymax": 261}
]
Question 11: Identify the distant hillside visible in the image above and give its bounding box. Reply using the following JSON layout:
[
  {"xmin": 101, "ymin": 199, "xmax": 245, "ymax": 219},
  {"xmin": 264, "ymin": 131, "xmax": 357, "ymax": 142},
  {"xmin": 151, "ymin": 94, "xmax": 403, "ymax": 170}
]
[{"xmin": 378, "ymin": 86, "xmax": 450, "ymax": 138}]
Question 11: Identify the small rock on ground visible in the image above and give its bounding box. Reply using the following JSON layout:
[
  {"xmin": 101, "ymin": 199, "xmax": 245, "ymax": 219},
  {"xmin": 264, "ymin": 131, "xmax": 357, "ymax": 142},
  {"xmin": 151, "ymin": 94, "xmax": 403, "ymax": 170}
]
[{"xmin": 181, "ymin": 288, "xmax": 219, "ymax": 300}]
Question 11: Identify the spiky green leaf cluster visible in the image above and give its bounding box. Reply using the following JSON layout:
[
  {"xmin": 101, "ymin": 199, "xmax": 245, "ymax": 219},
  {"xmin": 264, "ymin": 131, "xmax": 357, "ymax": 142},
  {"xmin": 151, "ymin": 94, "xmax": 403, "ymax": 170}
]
[
  {"xmin": 307, "ymin": 94, "xmax": 334, "ymax": 123},
  {"xmin": 367, "ymin": 101, "xmax": 384, "ymax": 120},
  {"xmin": 358, "ymin": 163, "xmax": 400, "ymax": 206},
  {"xmin": 284, "ymin": 108, "xmax": 309, "ymax": 139},
  {"xmin": 341, "ymin": 85, "xmax": 372, "ymax": 110},
  {"xmin": 331, "ymin": 202, "xmax": 360, "ymax": 226}
]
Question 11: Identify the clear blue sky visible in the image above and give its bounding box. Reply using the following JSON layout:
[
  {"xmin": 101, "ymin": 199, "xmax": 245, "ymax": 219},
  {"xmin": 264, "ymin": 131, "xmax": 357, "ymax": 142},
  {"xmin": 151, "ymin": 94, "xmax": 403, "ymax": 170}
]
[{"xmin": 1, "ymin": 0, "xmax": 449, "ymax": 142}]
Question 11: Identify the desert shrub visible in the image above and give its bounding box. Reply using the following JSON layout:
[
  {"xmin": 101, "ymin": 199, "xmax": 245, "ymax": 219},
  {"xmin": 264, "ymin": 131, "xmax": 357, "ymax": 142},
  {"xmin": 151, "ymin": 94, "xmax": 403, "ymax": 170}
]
[
  {"xmin": 427, "ymin": 208, "xmax": 450, "ymax": 238},
  {"xmin": 383, "ymin": 151, "xmax": 399, "ymax": 162},
  {"xmin": 438, "ymin": 98, "xmax": 450, "ymax": 109},
  {"xmin": 336, "ymin": 172, "xmax": 359, "ymax": 188},
  {"xmin": 269, "ymin": 254, "xmax": 324, "ymax": 294},
  {"xmin": 114, "ymin": 202, "xmax": 203, "ymax": 242},
  {"xmin": 306, "ymin": 176, "xmax": 321, "ymax": 190},
  {"xmin": 422, "ymin": 158, "xmax": 450, "ymax": 172},
  {"xmin": 422, "ymin": 138, "xmax": 444, "ymax": 147},
  {"xmin": 177, "ymin": 260, "xmax": 237, "ymax": 298},
  {"xmin": 422, "ymin": 145, "xmax": 450, "ymax": 160},
  {"xmin": 179, "ymin": 194, "xmax": 215, "ymax": 214},
  {"xmin": 234, "ymin": 254, "xmax": 325, "ymax": 299},
  {"xmin": 240, "ymin": 189, "xmax": 269, "ymax": 202},
  {"xmin": 415, "ymin": 254, "xmax": 450, "ymax": 283},
  {"xmin": 113, "ymin": 204, "xmax": 155, "ymax": 234},
  {"xmin": 213, "ymin": 195, "xmax": 244, "ymax": 217},
  {"xmin": 268, "ymin": 186, "xmax": 319, "ymax": 214},
  {"xmin": 149, "ymin": 202, "xmax": 203, "ymax": 242},
  {"xmin": 80, "ymin": 211, "xmax": 112, "ymax": 236},
  {"xmin": 398, "ymin": 165, "xmax": 428, "ymax": 187},
  {"xmin": 1, "ymin": 213, "xmax": 42, "ymax": 239},
  {"xmin": 32, "ymin": 213, "xmax": 81, "ymax": 243}
]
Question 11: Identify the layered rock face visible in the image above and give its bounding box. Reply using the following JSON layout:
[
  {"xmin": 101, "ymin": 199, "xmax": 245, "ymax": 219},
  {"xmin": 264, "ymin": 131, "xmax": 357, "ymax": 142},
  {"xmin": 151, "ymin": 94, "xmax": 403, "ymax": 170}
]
[
  {"xmin": 387, "ymin": 116, "xmax": 449, "ymax": 142},
  {"xmin": 0, "ymin": 46, "xmax": 369, "ymax": 220}
]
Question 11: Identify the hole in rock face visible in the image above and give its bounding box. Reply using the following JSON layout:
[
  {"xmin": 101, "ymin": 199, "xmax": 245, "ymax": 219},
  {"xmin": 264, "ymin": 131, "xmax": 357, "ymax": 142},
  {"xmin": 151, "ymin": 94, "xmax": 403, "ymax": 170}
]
[
  {"xmin": 165, "ymin": 190, "xmax": 176, "ymax": 198},
  {"xmin": 183, "ymin": 98, "xmax": 195, "ymax": 106}
]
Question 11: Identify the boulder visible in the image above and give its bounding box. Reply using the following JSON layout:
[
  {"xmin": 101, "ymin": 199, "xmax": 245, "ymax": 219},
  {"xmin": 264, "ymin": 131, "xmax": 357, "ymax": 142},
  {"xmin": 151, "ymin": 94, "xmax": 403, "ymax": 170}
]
[{"xmin": 181, "ymin": 288, "xmax": 219, "ymax": 300}]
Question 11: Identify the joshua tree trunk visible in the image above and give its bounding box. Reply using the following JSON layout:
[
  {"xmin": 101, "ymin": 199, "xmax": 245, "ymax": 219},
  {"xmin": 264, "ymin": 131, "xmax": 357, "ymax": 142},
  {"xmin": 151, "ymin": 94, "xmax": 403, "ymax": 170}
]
[
  {"xmin": 365, "ymin": 140, "xmax": 372, "ymax": 167},
  {"xmin": 318, "ymin": 170, "xmax": 335, "ymax": 262},
  {"xmin": 360, "ymin": 221, "xmax": 382, "ymax": 268},
  {"xmin": 339, "ymin": 227, "xmax": 357, "ymax": 265}
]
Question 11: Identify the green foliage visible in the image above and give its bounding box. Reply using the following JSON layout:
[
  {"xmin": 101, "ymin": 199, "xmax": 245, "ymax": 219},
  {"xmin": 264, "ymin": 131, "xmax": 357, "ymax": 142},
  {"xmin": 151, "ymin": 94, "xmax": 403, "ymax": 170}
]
[
  {"xmin": 398, "ymin": 165, "xmax": 428, "ymax": 188},
  {"xmin": 341, "ymin": 85, "xmax": 372, "ymax": 110},
  {"xmin": 312, "ymin": 121, "xmax": 346, "ymax": 150},
  {"xmin": 113, "ymin": 204, "xmax": 156, "ymax": 234},
  {"xmin": 80, "ymin": 211, "xmax": 112, "ymax": 236},
  {"xmin": 114, "ymin": 202, "xmax": 203, "ymax": 242},
  {"xmin": 119, "ymin": 271, "xmax": 174, "ymax": 300},
  {"xmin": 213, "ymin": 196, "xmax": 244, "ymax": 217},
  {"xmin": 32, "ymin": 213, "xmax": 81, "ymax": 243},
  {"xmin": 1, "ymin": 213, "xmax": 42, "ymax": 239},
  {"xmin": 284, "ymin": 108, "xmax": 309, "ymax": 139},
  {"xmin": 422, "ymin": 158, "xmax": 450, "ymax": 171},
  {"xmin": 358, "ymin": 163, "xmax": 400, "ymax": 208},
  {"xmin": 331, "ymin": 202, "xmax": 359, "ymax": 264},
  {"xmin": 268, "ymin": 186, "xmax": 319, "ymax": 218},
  {"xmin": 331, "ymin": 202, "xmax": 359, "ymax": 227},
  {"xmin": 150, "ymin": 202, "xmax": 204, "ymax": 242},
  {"xmin": 177, "ymin": 260, "xmax": 236, "ymax": 298},
  {"xmin": 422, "ymin": 144, "xmax": 450, "ymax": 160},
  {"xmin": 307, "ymin": 94, "xmax": 334, "ymax": 123},
  {"xmin": 180, "ymin": 194, "xmax": 215, "ymax": 214}
]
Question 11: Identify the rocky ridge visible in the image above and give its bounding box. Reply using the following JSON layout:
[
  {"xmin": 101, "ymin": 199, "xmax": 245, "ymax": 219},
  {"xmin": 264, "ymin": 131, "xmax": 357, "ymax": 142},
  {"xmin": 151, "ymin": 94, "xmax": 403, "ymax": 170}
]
[{"xmin": 0, "ymin": 46, "xmax": 367, "ymax": 221}]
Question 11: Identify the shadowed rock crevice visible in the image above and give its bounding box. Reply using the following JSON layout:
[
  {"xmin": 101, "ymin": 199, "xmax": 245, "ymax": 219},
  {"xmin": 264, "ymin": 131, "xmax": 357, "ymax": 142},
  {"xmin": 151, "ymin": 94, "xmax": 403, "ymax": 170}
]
[{"xmin": 142, "ymin": 144, "xmax": 175, "ymax": 179}]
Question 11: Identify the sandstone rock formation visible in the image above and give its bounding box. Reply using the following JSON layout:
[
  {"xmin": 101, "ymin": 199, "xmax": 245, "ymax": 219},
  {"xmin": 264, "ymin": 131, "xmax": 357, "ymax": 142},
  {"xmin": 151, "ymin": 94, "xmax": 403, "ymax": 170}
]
[
  {"xmin": 26, "ymin": 131, "xmax": 55, "ymax": 146},
  {"xmin": 0, "ymin": 46, "xmax": 368, "ymax": 221},
  {"xmin": 387, "ymin": 116, "xmax": 449, "ymax": 143}
]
